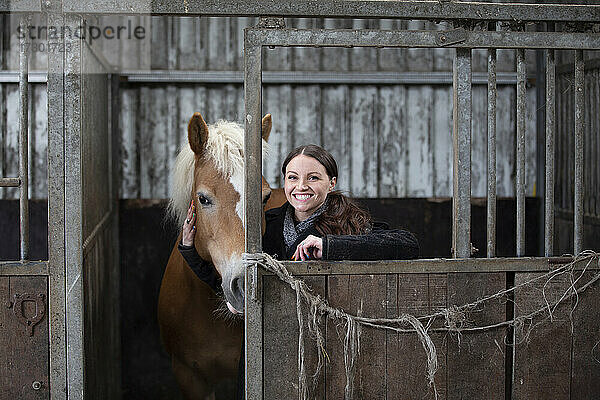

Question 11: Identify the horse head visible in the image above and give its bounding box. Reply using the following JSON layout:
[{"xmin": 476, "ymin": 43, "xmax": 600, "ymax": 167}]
[{"xmin": 169, "ymin": 112, "xmax": 272, "ymax": 316}]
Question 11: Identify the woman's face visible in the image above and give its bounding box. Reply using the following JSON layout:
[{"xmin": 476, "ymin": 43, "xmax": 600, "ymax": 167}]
[{"xmin": 284, "ymin": 154, "xmax": 336, "ymax": 221}]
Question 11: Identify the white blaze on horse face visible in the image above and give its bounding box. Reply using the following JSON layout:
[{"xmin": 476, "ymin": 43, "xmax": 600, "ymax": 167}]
[{"xmin": 229, "ymin": 169, "xmax": 245, "ymax": 223}]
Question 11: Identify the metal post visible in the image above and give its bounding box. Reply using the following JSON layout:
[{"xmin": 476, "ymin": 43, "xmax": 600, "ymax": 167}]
[
  {"xmin": 244, "ymin": 31, "xmax": 264, "ymax": 400},
  {"xmin": 452, "ymin": 48, "xmax": 472, "ymax": 259},
  {"xmin": 487, "ymin": 48, "xmax": 497, "ymax": 258},
  {"xmin": 18, "ymin": 15, "xmax": 30, "ymax": 260},
  {"xmin": 574, "ymin": 50, "xmax": 585, "ymax": 255},
  {"xmin": 545, "ymin": 49, "xmax": 555, "ymax": 257},
  {"xmin": 516, "ymin": 49, "xmax": 526, "ymax": 257},
  {"xmin": 45, "ymin": 0, "xmax": 68, "ymax": 397}
]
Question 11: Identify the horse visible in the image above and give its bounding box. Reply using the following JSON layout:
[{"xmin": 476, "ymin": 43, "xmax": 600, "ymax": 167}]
[{"xmin": 158, "ymin": 112, "xmax": 284, "ymax": 399}]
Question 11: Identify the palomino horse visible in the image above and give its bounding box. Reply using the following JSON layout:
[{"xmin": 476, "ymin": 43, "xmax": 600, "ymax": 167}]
[{"xmin": 158, "ymin": 112, "xmax": 284, "ymax": 399}]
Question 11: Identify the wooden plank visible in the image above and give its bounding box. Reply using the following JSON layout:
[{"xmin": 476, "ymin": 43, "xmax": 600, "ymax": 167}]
[
  {"xmin": 496, "ymin": 86, "xmax": 516, "ymax": 197},
  {"xmin": 321, "ymin": 86, "xmax": 351, "ymax": 194},
  {"xmin": 447, "ymin": 273, "xmax": 505, "ymax": 399},
  {"xmin": 3, "ymin": 85, "xmax": 18, "ymax": 199},
  {"xmin": 406, "ymin": 86, "xmax": 433, "ymax": 197},
  {"xmin": 293, "ymin": 85, "xmax": 321, "ymax": 148},
  {"xmin": 263, "ymin": 85, "xmax": 292, "ymax": 189},
  {"xmin": 432, "ymin": 87, "xmax": 453, "ymax": 198},
  {"xmin": 512, "ymin": 272, "xmax": 572, "ymax": 399},
  {"xmin": 31, "ymin": 84, "xmax": 47, "ymax": 199},
  {"xmin": 386, "ymin": 273, "xmax": 446, "ymax": 399},
  {"xmin": 325, "ymin": 275, "xmax": 350, "ymax": 400},
  {"xmin": 350, "ymin": 86, "xmax": 377, "ymax": 197},
  {"xmin": 351, "ymin": 274, "xmax": 387, "ymax": 399},
  {"xmin": 378, "ymin": 86, "xmax": 406, "ymax": 197},
  {"xmin": 525, "ymin": 86, "xmax": 537, "ymax": 197},
  {"xmin": 0, "ymin": 276, "xmax": 49, "ymax": 399},
  {"xmin": 119, "ymin": 88, "xmax": 140, "ymax": 198},
  {"xmin": 326, "ymin": 274, "xmax": 387, "ymax": 399},
  {"xmin": 263, "ymin": 275, "xmax": 325, "ymax": 399},
  {"xmin": 570, "ymin": 271, "xmax": 600, "ymax": 398},
  {"xmin": 471, "ymin": 86, "xmax": 487, "ymax": 198}
]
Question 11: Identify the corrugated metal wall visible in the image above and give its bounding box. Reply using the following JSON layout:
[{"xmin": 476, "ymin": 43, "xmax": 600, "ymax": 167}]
[{"xmin": 4, "ymin": 14, "xmax": 586, "ymax": 201}]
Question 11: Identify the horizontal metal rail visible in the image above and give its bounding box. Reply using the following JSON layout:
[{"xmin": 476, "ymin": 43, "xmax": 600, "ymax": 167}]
[
  {"xmin": 246, "ymin": 28, "xmax": 600, "ymax": 50},
  {"xmin": 0, "ymin": 70, "xmax": 535, "ymax": 85},
  {"xmin": 272, "ymin": 257, "xmax": 599, "ymax": 276},
  {"xmin": 56, "ymin": 0, "xmax": 600, "ymax": 23},
  {"xmin": 0, "ymin": 260, "xmax": 49, "ymax": 275},
  {"xmin": 0, "ymin": 177, "xmax": 20, "ymax": 187}
]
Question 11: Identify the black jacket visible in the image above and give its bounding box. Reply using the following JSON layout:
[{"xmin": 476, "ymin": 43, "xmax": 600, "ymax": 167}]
[
  {"xmin": 263, "ymin": 202, "xmax": 419, "ymax": 261},
  {"xmin": 179, "ymin": 202, "xmax": 419, "ymax": 292}
]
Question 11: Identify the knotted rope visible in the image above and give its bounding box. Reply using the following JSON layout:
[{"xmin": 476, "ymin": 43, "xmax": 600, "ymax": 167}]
[{"xmin": 243, "ymin": 251, "xmax": 600, "ymax": 400}]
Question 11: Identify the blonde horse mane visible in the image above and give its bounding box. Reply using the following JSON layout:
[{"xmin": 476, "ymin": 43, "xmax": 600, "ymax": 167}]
[{"xmin": 168, "ymin": 119, "xmax": 270, "ymax": 227}]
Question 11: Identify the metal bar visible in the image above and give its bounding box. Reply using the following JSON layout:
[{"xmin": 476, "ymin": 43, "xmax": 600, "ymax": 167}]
[
  {"xmin": 64, "ymin": 13, "xmax": 84, "ymax": 400},
  {"xmin": 0, "ymin": 177, "xmax": 20, "ymax": 187},
  {"xmin": 118, "ymin": 70, "xmax": 531, "ymax": 85},
  {"xmin": 0, "ymin": 71, "xmax": 48, "ymax": 83},
  {"xmin": 0, "ymin": 1, "xmax": 41, "ymax": 12},
  {"xmin": 45, "ymin": 1, "xmax": 68, "ymax": 397},
  {"xmin": 244, "ymin": 34, "xmax": 263, "ymax": 400},
  {"xmin": 18, "ymin": 15, "xmax": 29, "ymax": 261},
  {"xmin": 273, "ymin": 256, "xmax": 600, "ymax": 276},
  {"xmin": 452, "ymin": 48, "xmax": 472, "ymax": 259},
  {"xmin": 516, "ymin": 48, "xmax": 526, "ymax": 257},
  {"xmin": 0, "ymin": 260, "xmax": 49, "ymax": 275},
  {"xmin": 60, "ymin": 0, "xmax": 600, "ymax": 22},
  {"xmin": 574, "ymin": 50, "xmax": 585, "ymax": 255},
  {"xmin": 246, "ymin": 29, "xmax": 600, "ymax": 50},
  {"xmin": 545, "ymin": 49, "xmax": 555, "ymax": 257},
  {"xmin": 487, "ymin": 48, "xmax": 497, "ymax": 258}
]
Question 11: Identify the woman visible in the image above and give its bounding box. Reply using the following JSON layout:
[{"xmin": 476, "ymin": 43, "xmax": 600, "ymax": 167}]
[{"xmin": 178, "ymin": 144, "xmax": 419, "ymax": 292}]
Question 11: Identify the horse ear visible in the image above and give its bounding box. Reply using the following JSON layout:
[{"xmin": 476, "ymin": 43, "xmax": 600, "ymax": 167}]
[
  {"xmin": 188, "ymin": 112, "xmax": 209, "ymax": 155},
  {"xmin": 261, "ymin": 114, "xmax": 272, "ymax": 142}
]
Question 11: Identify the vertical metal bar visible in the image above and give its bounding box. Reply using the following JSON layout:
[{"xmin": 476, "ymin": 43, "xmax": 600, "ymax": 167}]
[
  {"xmin": 244, "ymin": 31, "xmax": 264, "ymax": 400},
  {"xmin": 487, "ymin": 48, "xmax": 497, "ymax": 258},
  {"xmin": 45, "ymin": 1, "xmax": 68, "ymax": 397},
  {"xmin": 516, "ymin": 49, "xmax": 526, "ymax": 257},
  {"xmin": 452, "ymin": 48, "xmax": 472, "ymax": 259},
  {"xmin": 574, "ymin": 50, "xmax": 585, "ymax": 255},
  {"xmin": 545, "ymin": 49, "xmax": 555, "ymax": 257},
  {"xmin": 18, "ymin": 15, "xmax": 30, "ymax": 260},
  {"xmin": 64, "ymin": 13, "xmax": 84, "ymax": 400}
]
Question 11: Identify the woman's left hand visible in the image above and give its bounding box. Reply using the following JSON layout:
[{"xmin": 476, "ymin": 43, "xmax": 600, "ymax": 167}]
[{"xmin": 293, "ymin": 235, "xmax": 323, "ymax": 261}]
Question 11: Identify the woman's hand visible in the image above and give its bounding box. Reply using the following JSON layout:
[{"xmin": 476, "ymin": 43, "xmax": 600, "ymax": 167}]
[
  {"xmin": 293, "ymin": 235, "xmax": 323, "ymax": 261},
  {"xmin": 182, "ymin": 200, "xmax": 196, "ymax": 246}
]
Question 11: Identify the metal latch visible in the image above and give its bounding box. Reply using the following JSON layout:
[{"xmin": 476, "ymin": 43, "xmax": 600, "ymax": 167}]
[
  {"xmin": 436, "ymin": 28, "xmax": 467, "ymax": 47},
  {"xmin": 7, "ymin": 293, "xmax": 46, "ymax": 336}
]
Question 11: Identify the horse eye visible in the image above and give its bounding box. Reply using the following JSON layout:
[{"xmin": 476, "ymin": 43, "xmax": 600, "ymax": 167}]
[{"xmin": 198, "ymin": 194, "xmax": 212, "ymax": 206}]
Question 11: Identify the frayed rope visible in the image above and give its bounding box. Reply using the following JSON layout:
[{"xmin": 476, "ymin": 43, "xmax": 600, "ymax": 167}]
[{"xmin": 243, "ymin": 251, "xmax": 600, "ymax": 400}]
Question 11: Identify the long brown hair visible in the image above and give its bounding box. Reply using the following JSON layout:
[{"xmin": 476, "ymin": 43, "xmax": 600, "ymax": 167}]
[{"xmin": 282, "ymin": 144, "xmax": 372, "ymax": 235}]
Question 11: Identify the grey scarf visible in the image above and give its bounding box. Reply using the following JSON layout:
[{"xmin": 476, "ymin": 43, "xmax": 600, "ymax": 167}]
[{"xmin": 283, "ymin": 199, "xmax": 329, "ymax": 254}]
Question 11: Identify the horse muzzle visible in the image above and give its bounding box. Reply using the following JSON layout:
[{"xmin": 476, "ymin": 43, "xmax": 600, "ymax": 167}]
[{"xmin": 221, "ymin": 267, "xmax": 245, "ymax": 315}]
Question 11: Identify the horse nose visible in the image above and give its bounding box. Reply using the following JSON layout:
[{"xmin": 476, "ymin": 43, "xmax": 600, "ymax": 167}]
[{"xmin": 230, "ymin": 276, "xmax": 245, "ymax": 304}]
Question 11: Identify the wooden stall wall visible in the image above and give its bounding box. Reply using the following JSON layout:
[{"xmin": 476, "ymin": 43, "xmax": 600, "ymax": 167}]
[
  {"xmin": 1, "ymin": 16, "xmax": 539, "ymax": 201},
  {"xmin": 262, "ymin": 266, "xmax": 600, "ymax": 399},
  {"xmin": 555, "ymin": 60, "xmax": 600, "ymax": 254}
]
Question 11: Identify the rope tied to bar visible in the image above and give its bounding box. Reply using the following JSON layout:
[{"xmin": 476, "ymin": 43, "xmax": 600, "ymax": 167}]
[{"xmin": 243, "ymin": 250, "xmax": 600, "ymax": 400}]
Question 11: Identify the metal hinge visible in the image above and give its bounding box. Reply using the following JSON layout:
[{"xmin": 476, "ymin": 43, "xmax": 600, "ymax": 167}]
[{"xmin": 436, "ymin": 28, "xmax": 467, "ymax": 47}]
